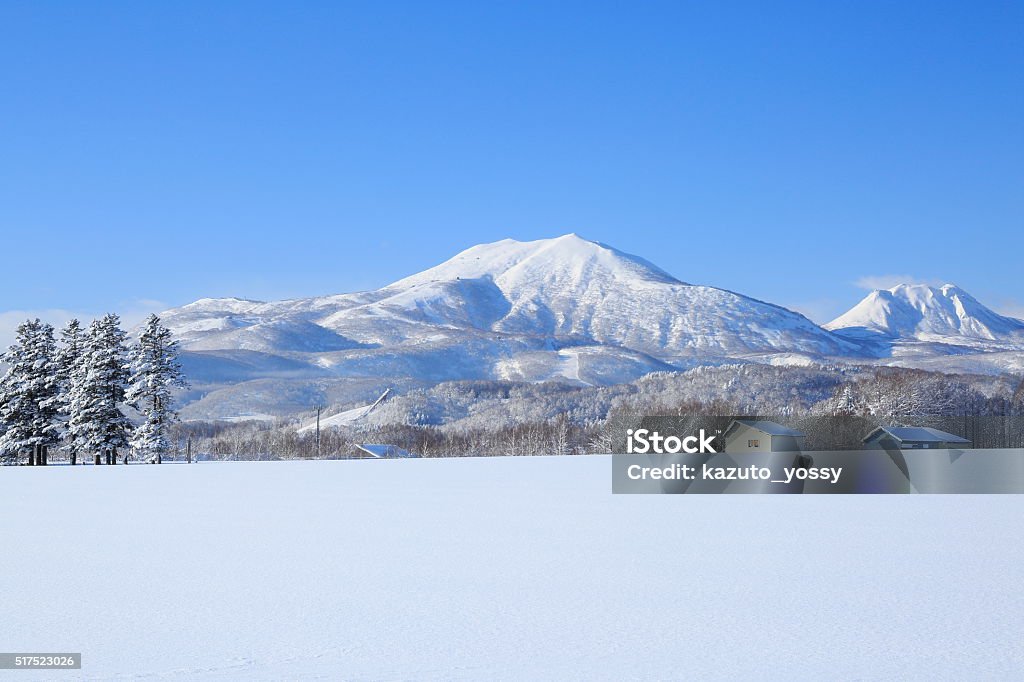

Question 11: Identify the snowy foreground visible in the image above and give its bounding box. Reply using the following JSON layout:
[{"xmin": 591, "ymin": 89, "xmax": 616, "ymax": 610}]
[{"xmin": 3, "ymin": 457, "xmax": 1023, "ymax": 681}]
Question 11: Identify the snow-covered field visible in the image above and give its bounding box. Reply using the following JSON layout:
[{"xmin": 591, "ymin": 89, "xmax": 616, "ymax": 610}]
[{"xmin": 3, "ymin": 457, "xmax": 1023, "ymax": 680}]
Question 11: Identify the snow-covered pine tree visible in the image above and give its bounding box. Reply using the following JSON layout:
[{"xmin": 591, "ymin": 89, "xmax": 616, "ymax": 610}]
[
  {"xmin": 126, "ymin": 314, "xmax": 188, "ymax": 463},
  {"xmin": 53, "ymin": 319, "xmax": 85, "ymax": 464},
  {"xmin": 0, "ymin": 325, "xmax": 34, "ymax": 464},
  {"xmin": 67, "ymin": 314, "xmax": 132, "ymax": 465},
  {"xmin": 0, "ymin": 319, "xmax": 60, "ymax": 465}
]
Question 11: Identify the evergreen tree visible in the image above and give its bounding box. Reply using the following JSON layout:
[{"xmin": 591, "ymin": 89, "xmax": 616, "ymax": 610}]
[
  {"xmin": 127, "ymin": 314, "xmax": 188, "ymax": 463},
  {"xmin": 67, "ymin": 314, "xmax": 132, "ymax": 465},
  {"xmin": 0, "ymin": 319, "xmax": 60, "ymax": 465},
  {"xmin": 54, "ymin": 319, "xmax": 85, "ymax": 464}
]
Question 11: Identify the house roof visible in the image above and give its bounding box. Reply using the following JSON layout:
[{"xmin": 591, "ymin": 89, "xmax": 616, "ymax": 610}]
[
  {"xmin": 863, "ymin": 426, "xmax": 970, "ymax": 444},
  {"xmin": 725, "ymin": 420, "xmax": 805, "ymax": 438},
  {"xmin": 356, "ymin": 444, "xmax": 416, "ymax": 458}
]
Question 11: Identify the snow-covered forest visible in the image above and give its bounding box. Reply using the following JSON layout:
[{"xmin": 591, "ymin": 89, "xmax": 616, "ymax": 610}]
[
  {"xmin": 0, "ymin": 314, "xmax": 186, "ymax": 465},
  {"xmin": 4, "ymin": 314, "xmax": 1022, "ymax": 463},
  {"xmin": 177, "ymin": 364, "xmax": 1024, "ymax": 460}
]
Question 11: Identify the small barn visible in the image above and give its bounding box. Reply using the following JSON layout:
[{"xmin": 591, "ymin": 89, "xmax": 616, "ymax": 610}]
[
  {"xmin": 354, "ymin": 444, "xmax": 418, "ymax": 459},
  {"xmin": 723, "ymin": 420, "xmax": 806, "ymax": 454},
  {"xmin": 863, "ymin": 426, "xmax": 971, "ymax": 450}
]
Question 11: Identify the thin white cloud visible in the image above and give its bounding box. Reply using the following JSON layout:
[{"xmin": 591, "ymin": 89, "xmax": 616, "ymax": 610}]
[
  {"xmin": 0, "ymin": 300, "xmax": 168, "ymax": 349},
  {"xmin": 854, "ymin": 275, "xmax": 945, "ymax": 291},
  {"xmin": 114, "ymin": 299, "xmax": 171, "ymax": 334},
  {"xmin": 0, "ymin": 309, "xmax": 80, "ymax": 349}
]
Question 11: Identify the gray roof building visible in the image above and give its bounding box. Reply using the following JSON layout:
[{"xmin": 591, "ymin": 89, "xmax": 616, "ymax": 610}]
[
  {"xmin": 355, "ymin": 444, "xmax": 418, "ymax": 459},
  {"xmin": 863, "ymin": 426, "xmax": 971, "ymax": 449}
]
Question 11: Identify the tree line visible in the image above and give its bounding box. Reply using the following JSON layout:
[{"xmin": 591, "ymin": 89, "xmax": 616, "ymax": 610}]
[
  {"xmin": 175, "ymin": 365, "xmax": 1024, "ymax": 459},
  {"xmin": 0, "ymin": 314, "xmax": 187, "ymax": 465},
  {"xmin": 169, "ymin": 415, "xmax": 598, "ymax": 461}
]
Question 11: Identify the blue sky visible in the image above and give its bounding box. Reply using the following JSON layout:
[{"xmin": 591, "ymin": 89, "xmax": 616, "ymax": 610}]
[{"xmin": 1, "ymin": 1, "xmax": 1021, "ymax": 339}]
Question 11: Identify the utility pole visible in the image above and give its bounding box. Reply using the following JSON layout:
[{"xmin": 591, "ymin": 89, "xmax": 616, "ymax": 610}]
[{"xmin": 315, "ymin": 405, "xmax": 322, "ymax": 458}]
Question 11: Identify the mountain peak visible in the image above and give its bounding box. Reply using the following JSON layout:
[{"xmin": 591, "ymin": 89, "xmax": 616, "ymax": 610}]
[
  {"xmin": 180, "ymin": 297, "xmax": 265, "ymax": 313},
  {"xmin": 387, "ymin": 234, "xmax": 684, "ymax": 290},
  {"xmin": 827, "ymin": 282, "xmax": 1024, "ymax": 342},
  {"xmin": 886, "ymin": 282, "xmax": 964, "ymax": 298}
]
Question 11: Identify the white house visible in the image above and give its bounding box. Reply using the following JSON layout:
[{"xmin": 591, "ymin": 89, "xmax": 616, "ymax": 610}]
[
  {"xmin": 862, "ymin": 426, "xmax": 971, "ymax": 450},
  {"xmin": 723, "ymin": 420, "xmax": 806, "ymax": 454}
]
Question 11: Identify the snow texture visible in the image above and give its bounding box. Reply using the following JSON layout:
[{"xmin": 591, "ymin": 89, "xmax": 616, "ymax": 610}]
[{"xmin": 3, "ymin": 457, "xmax": 1023, "ymax": 680}]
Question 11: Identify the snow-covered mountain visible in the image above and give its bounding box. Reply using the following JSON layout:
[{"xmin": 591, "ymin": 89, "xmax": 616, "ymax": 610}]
[
  {"xmin": 160, "ymin": 236, "xmax": 1022, "ymax": 419},
  {"xmin": 826, "ymin": 284, "xmax": 1024, "ymax": 345}
]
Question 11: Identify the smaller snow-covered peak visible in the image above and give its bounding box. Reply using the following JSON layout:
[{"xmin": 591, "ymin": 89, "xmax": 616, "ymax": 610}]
[
  {"xmin": 178, "ymin": 297, "xmax": 265, "ymax": 313},
  {"xmin": 827, "ymin": 283, "xmax": 1024, "ymax": 343},
  {"xmin": 159, "ymin": 297, "xmax": 269, "ymax": 342}
]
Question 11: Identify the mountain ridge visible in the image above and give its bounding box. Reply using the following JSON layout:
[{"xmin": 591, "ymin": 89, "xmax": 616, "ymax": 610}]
[
  {"xmin": 163, "ymin": 234, "xmax": 860, "ymax": 359},
  {"xmin": 156, "ymin": 235, "xmax": 1023, "ymax": 419}
]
